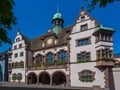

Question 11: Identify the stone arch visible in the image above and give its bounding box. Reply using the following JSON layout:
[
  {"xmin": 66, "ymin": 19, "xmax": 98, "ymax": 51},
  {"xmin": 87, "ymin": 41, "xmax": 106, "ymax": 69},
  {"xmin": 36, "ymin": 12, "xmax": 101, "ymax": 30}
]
[
  {"xmin": 52, "ymin": 71, "xmax": 67, "ymax": 86},
  {"xmin": 27, "ymin": 72, "xmax": 37, "ymax": 84},
  {"xmin": 38, "ymin": 71, "xmax": 50, "ymax": 85}
]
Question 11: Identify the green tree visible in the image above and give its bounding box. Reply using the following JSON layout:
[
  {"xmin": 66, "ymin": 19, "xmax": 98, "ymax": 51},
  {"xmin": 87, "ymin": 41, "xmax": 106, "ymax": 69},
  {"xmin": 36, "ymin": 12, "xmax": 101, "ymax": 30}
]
[
  {"xmin": 86, "ymin": 0, "xmax": 120, "ymax": 12},
  {"xmin": 0, "ymin": 0, "xmax": 16, "ymax": 46}
]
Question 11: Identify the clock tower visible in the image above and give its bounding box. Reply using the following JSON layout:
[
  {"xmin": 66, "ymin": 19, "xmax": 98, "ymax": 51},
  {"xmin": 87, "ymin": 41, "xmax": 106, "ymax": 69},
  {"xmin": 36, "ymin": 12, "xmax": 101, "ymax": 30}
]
[{"xmin": 52, "ymin": 6, "xmax": 64, "ymax": 34}]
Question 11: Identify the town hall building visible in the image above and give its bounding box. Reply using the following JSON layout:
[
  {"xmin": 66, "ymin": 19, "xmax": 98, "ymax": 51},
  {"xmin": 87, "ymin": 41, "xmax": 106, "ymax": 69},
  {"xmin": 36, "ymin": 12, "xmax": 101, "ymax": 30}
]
[{"xmin": 7, "ymin": 7, "xmax": 120, "ymax": 90}]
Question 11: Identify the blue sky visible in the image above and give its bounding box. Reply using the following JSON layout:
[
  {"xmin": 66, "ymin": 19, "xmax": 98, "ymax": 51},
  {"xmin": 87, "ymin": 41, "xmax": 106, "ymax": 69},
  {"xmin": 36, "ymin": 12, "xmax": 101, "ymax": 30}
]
[{"xmin": 0, "ymin": 0, "xmax": 120, "ymax": 54}]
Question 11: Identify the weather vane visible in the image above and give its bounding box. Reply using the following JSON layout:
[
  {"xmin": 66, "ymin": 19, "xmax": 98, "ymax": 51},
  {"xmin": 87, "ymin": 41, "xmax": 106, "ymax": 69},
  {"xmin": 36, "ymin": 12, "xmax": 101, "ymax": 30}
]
[{"xmin": 82, "ymin": 3, "xmax": 84, "ymax": 10}]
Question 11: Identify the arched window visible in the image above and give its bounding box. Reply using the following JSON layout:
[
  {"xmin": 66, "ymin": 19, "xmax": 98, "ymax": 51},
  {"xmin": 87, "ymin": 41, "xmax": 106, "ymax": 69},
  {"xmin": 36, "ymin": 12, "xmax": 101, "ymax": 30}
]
[
  {"xmin": 19, "ymin": 61, "xmax": 24, "ymax": 68},
  {"xmin": 46, "ymin": 53, "xmax": 54, "ymax": 63},
  {"xmin": 17, "ymin": 73, "xmax": 22, "ymax": 80},
  {"xmin": 14, "ymin": 62, "xmax": 18, "ymax": 68},
  {"xmin": 78, "ymin": 70, "xmax": 95, "ymax": 82},
  {"xmin": 58, "ymin": 51, "xmax": 66, "ymax": 62},
  {"xmin": 12, "ymin": 63, "xmax": 14, "ymax": 68},
  {"xmin": 12, "ymin": 73, "xmax": 17, "ymax": 80}
]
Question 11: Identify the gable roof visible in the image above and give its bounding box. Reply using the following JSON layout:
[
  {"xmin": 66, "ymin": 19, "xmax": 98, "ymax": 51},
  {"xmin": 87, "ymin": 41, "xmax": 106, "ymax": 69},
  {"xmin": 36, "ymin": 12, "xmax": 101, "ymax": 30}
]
[
  {"xmin": 93, "ymin": 25, "xmax": 115, "ymax": 34},
  {"xmin": 21, "ymin": 34, "xmax": 31, "ymax": 49},
  {"xmin": 31, "ymin": 25, "xmax": 73, "ymax": 51}
]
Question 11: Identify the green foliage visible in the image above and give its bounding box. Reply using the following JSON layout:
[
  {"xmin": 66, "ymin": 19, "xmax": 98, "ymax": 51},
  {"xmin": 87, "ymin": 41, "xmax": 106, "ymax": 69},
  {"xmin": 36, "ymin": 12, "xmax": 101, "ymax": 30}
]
[
  {"xmin": 85, "ymin": 0, "xmax": 115, "ymax": 12},
  {"xmin": 56, "ymin": 61, "xmax": 67, "ymax": 65},
  {"xmin": 97, "ymin": 57, "xmax": 114, "ymax": 61},
  {"xmin": 0, "ymin": 0, "xmax": 16, "ymax": 46},
  {"xmin": 79, "ymin": 78, "xmax": 93, "ymax": 82},
  {"xmin": 47, "ymin": 62, "xmax": 55, "ymax": 66},
  {"xmin": 12, "ymin": 74, "xmax": 17, "ymax": 80},
  {"xmin": 77, "ymin": 60, "xmax": 89, "ymax": 63}
]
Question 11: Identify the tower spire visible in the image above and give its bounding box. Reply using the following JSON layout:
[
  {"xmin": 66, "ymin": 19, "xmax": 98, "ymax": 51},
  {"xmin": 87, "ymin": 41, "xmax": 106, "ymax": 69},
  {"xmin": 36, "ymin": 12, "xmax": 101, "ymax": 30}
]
[
  {"xmin": 81, "ymin": 3, "xmax": 84, "ymax": 10},
  {"xmin": 17, "ymin": 27, "xmax": 21, "ymax": 35},
  {"xmin": 18, "ymin": 27, "xmax": 21, "ymax": 33}
]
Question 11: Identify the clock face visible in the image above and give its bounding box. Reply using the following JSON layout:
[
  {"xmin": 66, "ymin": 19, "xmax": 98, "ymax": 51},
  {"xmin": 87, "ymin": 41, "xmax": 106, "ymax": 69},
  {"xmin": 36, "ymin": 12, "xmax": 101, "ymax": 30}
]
[{"xmin": 47, "ymin": 38, "xmax": 53, "ymax": 45}]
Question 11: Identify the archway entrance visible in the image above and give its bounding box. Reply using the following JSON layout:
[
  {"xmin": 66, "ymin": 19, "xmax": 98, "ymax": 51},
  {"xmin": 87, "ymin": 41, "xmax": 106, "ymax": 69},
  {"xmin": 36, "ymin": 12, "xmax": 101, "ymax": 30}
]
[
  {"xmin": 27, "ymin": 73, "xmax": 37, "ymax": 84},
  {"xmin": 52, "ymin": 71, "xmax": 66, "ymax": 86},
  {"xmin": 39, "ymin": 72, "xmax": 50, "ymax": 85}
]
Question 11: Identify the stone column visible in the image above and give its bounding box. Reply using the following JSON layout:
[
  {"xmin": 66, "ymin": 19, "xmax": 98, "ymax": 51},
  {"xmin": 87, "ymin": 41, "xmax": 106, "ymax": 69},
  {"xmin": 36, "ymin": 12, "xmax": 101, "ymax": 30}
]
[
  {"xmin": 37, "ymin": 75, "xmax": 39, "ymax": 85},
  {"xmin": 66, "ymin": 75, "xmax": 70, "ymax": 87},
  {"xmin": 50, "ymin": 75, "xmax": 52, "ymax": 86},
  {"xmin": 104, "ymin": 67, "xmax": 109, "ymax": 88}
]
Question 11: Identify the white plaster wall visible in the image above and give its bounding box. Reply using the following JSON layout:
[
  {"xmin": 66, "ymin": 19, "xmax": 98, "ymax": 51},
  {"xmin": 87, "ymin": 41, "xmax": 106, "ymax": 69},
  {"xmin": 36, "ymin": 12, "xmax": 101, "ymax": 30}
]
[
  {"xmin": 14, "ymin": 34, "xmax": 22, "ymax": 42},
  {"xmin": 70, "ymin": 29, "xmax": 97, "ymax": 62},
  {"xmin": 95, "ymin": 41, "xmax": 113, "ymax": 48},
  {"xmin": 72, "ymin": 20, "xmax": 96, "ymax": 34},
  {"xmin": 114, "ymin": 57, "xmax": 120, "ymax": 61},
  {"xmin": 12, "ymin": 48, "xmax": 26, "ymax": 62},
  {"xmin": 113, "ymin": 68, "xmax": 120, "ymax": 90},
  {"xmin": 10, "ymin": 68, "xmax": 26, "ymax": 82},
  {"xmin": 70, "ymin": 62, "xmax": 105, "ymax": 88}
]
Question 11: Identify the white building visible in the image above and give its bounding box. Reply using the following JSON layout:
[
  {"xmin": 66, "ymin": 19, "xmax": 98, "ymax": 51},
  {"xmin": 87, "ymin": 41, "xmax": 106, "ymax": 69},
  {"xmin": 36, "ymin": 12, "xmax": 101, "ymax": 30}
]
[{"xmin": 8, "ymin": 7, "xmax": 119, "ymax": 90}]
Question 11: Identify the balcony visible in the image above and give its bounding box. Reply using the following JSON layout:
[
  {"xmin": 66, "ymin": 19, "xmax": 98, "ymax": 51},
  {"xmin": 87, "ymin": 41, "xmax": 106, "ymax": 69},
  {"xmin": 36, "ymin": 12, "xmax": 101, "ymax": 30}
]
[
  {"xmin": 96, "ymin": 59, "xmax": 114, "ymax": 68},
  {"xmin": 27, "ymin": 61, "xmax": 68, "ymax": 70}
]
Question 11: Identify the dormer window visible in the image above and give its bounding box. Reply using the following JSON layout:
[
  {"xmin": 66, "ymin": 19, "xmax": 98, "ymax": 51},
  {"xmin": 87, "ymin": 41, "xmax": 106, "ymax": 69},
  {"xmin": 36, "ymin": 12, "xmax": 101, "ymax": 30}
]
[
  {"xmin": 81, "ymin": 16, "xmax": 85, "ymax": 22},
  {"xmin": 81, "ymin": 24, "xmax": 88, "ymax": 31}
]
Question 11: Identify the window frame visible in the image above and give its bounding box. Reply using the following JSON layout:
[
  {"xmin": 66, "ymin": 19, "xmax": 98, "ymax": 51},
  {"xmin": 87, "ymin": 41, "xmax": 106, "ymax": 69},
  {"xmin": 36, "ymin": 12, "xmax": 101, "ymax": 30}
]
[
  {"xmin": 20, "ymin": 52, "xmax": 24, "ymax": 57},
  {"xmin": 78, "ymin": 70, "xmax": 95, "ymax": 82},
  {"xmin": 14, "ymin": 53, "xmax": 18, "ymax": 58},
  {"xmin": 46, "ymin": 52, "xmax": 54, "ymax": 63},
  {"xmin": 81, "ymin": 24, "xmax": 88, "ymax": 31},
  {"xmin": 58, "ymin": 50, "xmax": 67, "ymax": 62},
  {"xmin": 76, "ymin": 37, "xmax": 91, "ymax": 47}
]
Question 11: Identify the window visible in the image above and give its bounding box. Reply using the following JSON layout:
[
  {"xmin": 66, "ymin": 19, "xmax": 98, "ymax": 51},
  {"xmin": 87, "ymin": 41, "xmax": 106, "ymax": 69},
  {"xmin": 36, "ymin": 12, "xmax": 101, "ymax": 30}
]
[
  {"xmin": 81, "ymin": 16, "xmax": 85, "ymax": 21},
  {"xmin": 97, "ymin": 49, "xmax": 113, "ymax": 60},
  {"xmin": 15, "ymin": 62, "xmax": 18, "ymax": 68},
  {"xmin": 77, "ymin": 37, "xmax": 90, "ymax": 46},
  {"xmin": 12, "ymin": 63, "xmax": 14, "ymax": 68},
  {"xmin": 58, "ymin": 51, "xmax": 67, "ymax": 62},
  {"xmin": 17, "ymin": 73, "xmax": 22, "ymax": 80},
  {"xmin": 81, "ymin": 24, "xmax": 88, "ymax": 31},
  {"xmin": 19, "ymin": 44, "xmax": 22, "ymax": 48},
  {"xmin": 14, "ymin": 45, "xmax": 17, "ymax": 50},
  {"xmin": 14, "ymin": 53, "xmax": 18, "ymax": 58},
  {"xmin": 20, "ymin": 52, "xmax": 24, "ymax": 57},
  {"xmin": 78, "ymin": 70, "xmax": 95, "ymax": 82},
  {"xmin": 16, "ymin": 37, "xmax": 20, "ymax": 42},
  {"xmin": 12, "ymin": 73, "xmax": 17, "ymax": 80},
  {"xmin": 46, "ymin": 53, "xmax": 54, "ymax": 63},
  {"xmin": 36, "ymin": 54, "xmax": 42, "ymax": 63},
  {"xmin": 77, "ymin": 52, "xmax": 90, "ymax": 62},
  {"xmin": 96, "ymin": 33, "xmax": 112, "ymax": 42}
]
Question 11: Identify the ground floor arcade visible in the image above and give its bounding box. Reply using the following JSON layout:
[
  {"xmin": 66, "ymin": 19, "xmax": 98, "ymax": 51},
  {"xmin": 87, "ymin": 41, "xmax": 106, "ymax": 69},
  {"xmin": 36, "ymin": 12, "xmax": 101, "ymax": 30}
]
[{"xmin": 27, "ymin": 70, "xmax": 70, "ymax": 87}]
